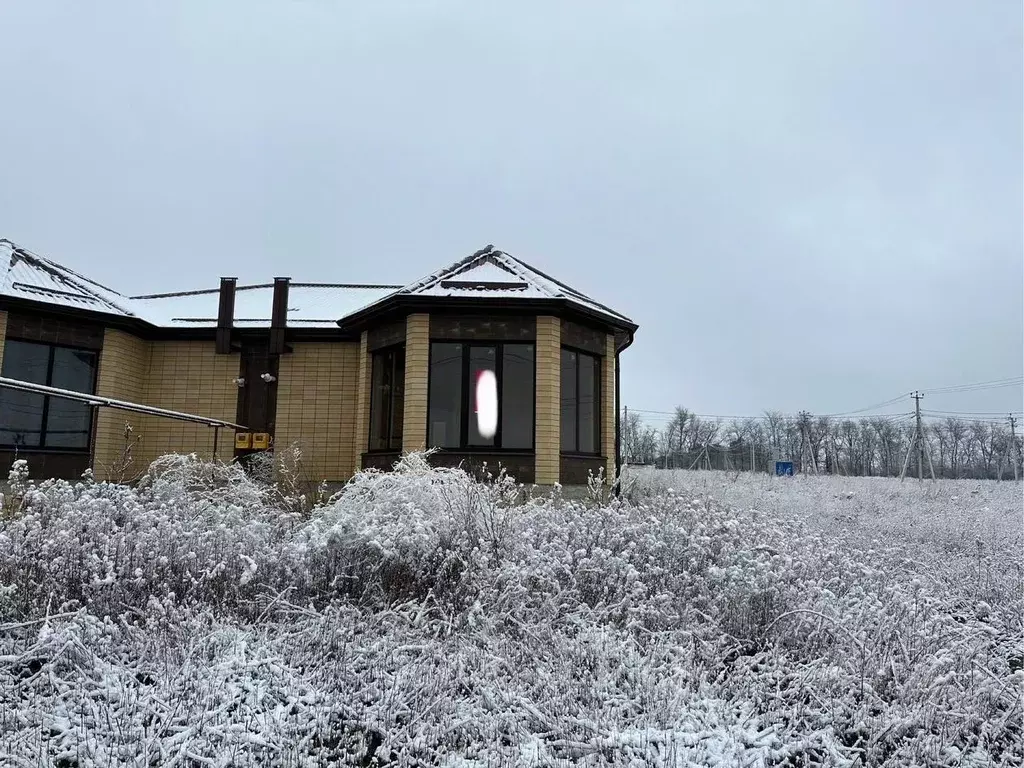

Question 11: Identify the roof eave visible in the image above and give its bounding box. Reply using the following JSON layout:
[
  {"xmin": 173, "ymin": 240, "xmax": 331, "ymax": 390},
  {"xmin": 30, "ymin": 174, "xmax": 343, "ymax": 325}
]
[{"xmin": 336, "ymin": 294, "xmax": 639, "ymax": 336}]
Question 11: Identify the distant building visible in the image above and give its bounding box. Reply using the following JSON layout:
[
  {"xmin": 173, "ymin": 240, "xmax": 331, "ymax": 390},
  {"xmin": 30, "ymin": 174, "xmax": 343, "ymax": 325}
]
[{"xmin": 0, "ymin": 241, "xmax": 637, "ymax": 485}]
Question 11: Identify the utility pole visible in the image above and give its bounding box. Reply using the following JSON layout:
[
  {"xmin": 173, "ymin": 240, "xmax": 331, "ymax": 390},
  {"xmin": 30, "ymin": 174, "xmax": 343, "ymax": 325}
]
[
  {"xmin": 623, "ymin": 406, "xmax": 628, "ymax": 466},
  {"xmin": 998, "ymin": 414, "xmax": 1020, "ymax": 482},
  {"xmin": 1012, "ymin": 415, "xmax": 1021, "ymax": 482},
  {"xmin": 798, "ymin": 411, "xmax": 818, "ymax": 474},
  {"xmin": 916, "ymin": 393, "xmax": 925, "ymax": 481},
  {"xmin": 899, "ymin": 391, "xmax": 935, "ymax": 482}
]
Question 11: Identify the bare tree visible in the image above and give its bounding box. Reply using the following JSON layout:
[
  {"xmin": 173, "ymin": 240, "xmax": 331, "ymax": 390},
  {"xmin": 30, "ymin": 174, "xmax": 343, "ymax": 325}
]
[{"xmin": 625, "ymin": 406, "xmax": 1014, "ymax": 480}]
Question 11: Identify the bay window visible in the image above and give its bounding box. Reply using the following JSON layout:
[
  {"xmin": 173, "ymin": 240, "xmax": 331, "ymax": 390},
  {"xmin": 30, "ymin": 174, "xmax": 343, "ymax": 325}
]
[
  {"xmin": 428, "ymin": 342, "xmax": 535, "ymax": 450},
  {"xmin": 0, "ymin": 340, "xmax": 98, "ymax": 450},
  {"xmin": 368, "ymin": 345, "xmax": 405, "ymax": 451},
  {"xmin": 561, "ymin": 348, "xmax": 600, "ymax": 454}
]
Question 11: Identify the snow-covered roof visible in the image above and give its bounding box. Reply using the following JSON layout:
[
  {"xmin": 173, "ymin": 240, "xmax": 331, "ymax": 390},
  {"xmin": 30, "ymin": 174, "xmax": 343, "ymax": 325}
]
[
  {"xmin": 0, "ymin": 239, "xmax": 398, "ymax": 329},
  {"xmin": 382, "ymin": 245, "xmax": 635, "ymax": 326},
  {"xmin": 0, "ymin": 240, "xmax": 137, "ymax": 318},
  {"xmin": 130, "ymin": 284, "xmax": 397, "ymax": 328},
  {"xmin": 0, "ymin": 240, "xmax": 634, "ymax": 331}
]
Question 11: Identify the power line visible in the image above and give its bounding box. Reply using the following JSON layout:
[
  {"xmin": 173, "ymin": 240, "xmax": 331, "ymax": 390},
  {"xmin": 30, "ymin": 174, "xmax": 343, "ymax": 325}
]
[
  {"xmin": 628, "ymin": 409, "xmax": 914, "ymax": 424},
  {"xmin": 819, "ymin": 394, "xmax": 911, "ymax": 417},
  {"xmin": 923, "ymin": 409, "xmax": 1024, "ymax": 417},
  {"xmin": 923, "ymin": 376, "xmax": 1024, "ymax": 395}
]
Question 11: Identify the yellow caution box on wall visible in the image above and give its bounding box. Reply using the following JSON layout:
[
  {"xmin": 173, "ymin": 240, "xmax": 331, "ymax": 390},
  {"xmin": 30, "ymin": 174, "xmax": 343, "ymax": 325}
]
[
  {"xmin": 252, "ymin": 432, "xmax": 271, "ymax": 450},
  {"xmin": 235, "ymin": 432, "xmax": 252, "ymax": 450}
]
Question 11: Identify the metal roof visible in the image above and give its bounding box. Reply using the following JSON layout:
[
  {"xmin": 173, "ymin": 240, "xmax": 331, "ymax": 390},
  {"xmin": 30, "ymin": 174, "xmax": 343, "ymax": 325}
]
[
  {"xmin": 389, "ymin": 245, "xmax": 635, "ymax": 325},
  {"xmin": 0, "ymin": 240, "xmax": 137, "ymax": 317},
  {"xmin": 129, "ymin": 284, "xmax": 397, "ymax": 328},
  {"xmin": 1, "ymin": 239, "xmax": 633, "ymax": 329}
]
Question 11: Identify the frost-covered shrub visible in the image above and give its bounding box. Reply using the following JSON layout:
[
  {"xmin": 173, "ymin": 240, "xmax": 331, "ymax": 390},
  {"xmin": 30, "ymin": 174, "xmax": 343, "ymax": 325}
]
[
  {"xmin": 0, "ymin": 456, "xmax": 302, "ymax": 622},
  {"xmin": 1, "ymin": 454, "xmax": 1021, "ymax": 766},
  {"xmin": 300, "ymin": 452, "xmax": 523, "ymax": 609}
]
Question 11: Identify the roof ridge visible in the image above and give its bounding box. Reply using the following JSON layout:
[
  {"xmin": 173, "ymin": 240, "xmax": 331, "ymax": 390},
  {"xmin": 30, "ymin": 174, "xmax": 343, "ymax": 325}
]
[
  {"xmin": 395, "ymin": 244, "xmax": 494, "ymax": 295},
  {"xmin": 487, "ymin": 250, "xmax": 555, "ymax": 296},
  {"xmin": 290, "ymin": 282, "xmax": 404, "ymax": 289},
  {"xmin": 499, "ymin": 250, "xmax": 634, "ymax": 323}
]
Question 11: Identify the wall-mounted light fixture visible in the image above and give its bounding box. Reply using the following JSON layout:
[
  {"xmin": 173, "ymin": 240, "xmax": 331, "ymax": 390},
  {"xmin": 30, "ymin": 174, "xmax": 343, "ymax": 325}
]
[
  {"xmin": 233, "ymin": 377, "xmax": 246, "ymax": 387},
  {"xmin": 260, "ymin": 373, "xmax": 277, "ymax": 383}
]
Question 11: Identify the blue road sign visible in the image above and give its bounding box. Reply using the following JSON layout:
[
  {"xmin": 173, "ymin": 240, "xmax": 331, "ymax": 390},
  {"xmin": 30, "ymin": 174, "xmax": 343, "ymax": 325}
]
[{"xmin": 775, "ymin": 461, "xmax": 794, "ymax": 476}]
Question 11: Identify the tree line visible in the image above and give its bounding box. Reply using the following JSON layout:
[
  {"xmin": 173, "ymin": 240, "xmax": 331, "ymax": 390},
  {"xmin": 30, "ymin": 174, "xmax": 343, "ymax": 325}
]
[{"xmin": 621, "ymin": 407, "xmax": 1024, "ymax": 480}]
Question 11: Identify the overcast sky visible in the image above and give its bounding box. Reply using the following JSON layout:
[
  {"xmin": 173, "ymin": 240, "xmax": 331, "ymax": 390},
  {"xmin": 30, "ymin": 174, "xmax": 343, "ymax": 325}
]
[{"xmin": 1, "ymin": 1, "xmax": 1021, "ymax": 423}]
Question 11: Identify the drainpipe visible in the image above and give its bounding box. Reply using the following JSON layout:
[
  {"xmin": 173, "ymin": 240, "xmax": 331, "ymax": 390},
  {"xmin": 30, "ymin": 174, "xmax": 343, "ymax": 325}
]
[{"xmin": 614, "ymin": 346, "xmax": 622, "ymax": 497}]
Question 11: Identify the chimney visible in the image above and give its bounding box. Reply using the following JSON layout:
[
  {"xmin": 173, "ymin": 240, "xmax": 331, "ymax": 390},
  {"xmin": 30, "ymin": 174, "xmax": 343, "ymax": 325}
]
[
  {"xmin": 269, "ymin": 276, "xmax": 290, "ymax": 354},
  {"xmin": 215, "ymin": 277, "xmax": 237, "ymax": 354}
]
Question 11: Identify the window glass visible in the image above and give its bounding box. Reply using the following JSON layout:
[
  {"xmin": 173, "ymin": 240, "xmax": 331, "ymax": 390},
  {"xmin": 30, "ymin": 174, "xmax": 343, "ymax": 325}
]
[
  {"xmin": 50, "ymin": 348, "xmax": 95, "ymax": 393},
  {"xmin": 501, "ymin": 344, "xmax": 534, "ymax": 449},
  {"xmin": 0, "ymin": 341, "xmax": 50, "ymax": 447},
  {"xmin": 390, "ymin": 350, "xmax": 405, "ymax": 450},
  {"xmin": 560, "ymin": 348, "xmax": 601, "ymax": 454},
  {"xmin": 44, "ymin": 399, "xmax": 92, "ymax": 448},
  {"xmin": 0, "ymin": 340, "xmax": 98, "ymax": 449},
  {"xmin": 47, "ymin": 348, "xmax": 96, "ymax": 446},
  {"xmin": 2, "ymin": 340, "xmax": 50, "ymax": 384},
  {"xmin": 428, "ymin": 343, "xmax": 462, "ymax": 448},
  {"xmin": 578, "ymin": 353, "xmax": 599, "ymax": 453},
  {"xmin": 368, "ymin": 350, "xmax": 391, "ymax": 451},
  {"xmin": 560, "ymin": 349, "xmax": 577, "ymax": 451},
  {"xmin": 0, "ymin": 390, "xmax": 44, "ymax": 447},
  {"xmin": 368, "ymin": 346, "xmax": 404, "ymax": 451},
  {"xmin": 468, "ymin": 346, "xmax": 497, "ymax": 447}
]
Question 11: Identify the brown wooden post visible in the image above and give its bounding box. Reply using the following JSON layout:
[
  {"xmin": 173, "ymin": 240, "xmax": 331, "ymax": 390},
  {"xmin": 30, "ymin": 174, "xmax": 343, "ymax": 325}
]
[{"xmin": 216, "ymin": 277, "xmax": 237, "ymax": 354}]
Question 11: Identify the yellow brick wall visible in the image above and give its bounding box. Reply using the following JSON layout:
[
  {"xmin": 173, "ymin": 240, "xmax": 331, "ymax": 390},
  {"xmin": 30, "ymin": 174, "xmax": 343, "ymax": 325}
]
[
  {"xmin": 138, "ymin": 341, "xmax": 239, "ymax": 466},
  {"xmin": 402, "ymin": 313, "xmax": 429, "ymax": 452},
  {"xmin": 92, "ymin": 329, "xmax": 152, "ymax": 480},
  {"xmin": 275, "ymin": 342, "xmax": 360, "ymax": 482},
  {"xmin": 353, "ymin": 331, "xmax": 371, "ymax": 468},
  {"xmin": 603, "ymin": 334, "xmax": 617, "ymax": 481},
  {"xmin": 535, "ymin": 315, "xmax": 561, "ymax": 485}
]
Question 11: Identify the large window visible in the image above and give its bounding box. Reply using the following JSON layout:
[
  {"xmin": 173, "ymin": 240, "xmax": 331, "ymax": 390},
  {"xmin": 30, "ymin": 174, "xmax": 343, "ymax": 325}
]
[
  {"xmin": 561, "ymin": 348, "xmax": 600, "ymax": 454},
  {"xmin": 368, "ymin": 345, "xmax": 405, "ymax": 451},
  {"xmin": 428, "ymin": 342, "xmax": 535, "ymax": 450},
  {"xmin": 0, "ymin": 340, "xmax": 98, "ymax": 450}
]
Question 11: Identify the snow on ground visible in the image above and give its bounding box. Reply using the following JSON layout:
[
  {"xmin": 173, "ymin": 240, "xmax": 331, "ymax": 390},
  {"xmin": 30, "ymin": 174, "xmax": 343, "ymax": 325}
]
[{"xmin": 0, "ymin": 454, "xmax": 1021, "ymax": 767}]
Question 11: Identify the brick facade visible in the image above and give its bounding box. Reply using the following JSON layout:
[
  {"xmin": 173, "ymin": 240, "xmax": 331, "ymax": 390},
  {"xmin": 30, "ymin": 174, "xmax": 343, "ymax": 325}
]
[
  {"xmin": 561, "ymin": 318, "xmax": 605, "ymax": 356},
  {"xmin": 0, "ymin": 303, "xmax": 629, "ymax": 486},
  {"xmin": 275, "ymin": 342, "xmax": 360, "ymax": 482},
  {"xmin": 534, "ymin": 315, "xmax": 561, "ymax": 485},
  {"xmin": 402, "ymin": 313, "xmax": 428, "ymax": 452},
  {"xmin": 4, "ymin": 311, "xmax": 103, "ymax": 350},
  {"xmin": 93, "ymin": 329, "xmax": 152, "ymax": 479},
  {"xmin": 141, "ymin": 341, "xmax": 239, "ymax": 467},
  {"xmin": 429, "ymin": 314, "xmax": 535, "ymax": 341}
]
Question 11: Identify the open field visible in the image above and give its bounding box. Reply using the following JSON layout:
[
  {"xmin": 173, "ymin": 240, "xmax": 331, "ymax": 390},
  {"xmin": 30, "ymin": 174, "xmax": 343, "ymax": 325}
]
[
  {"xmin": 625, "ymin": 468, "xmax": 1024, "ymax": 625},
  {"xmin": 1, "ymin": 456, "xmax": 1021, "ymax": 767}
]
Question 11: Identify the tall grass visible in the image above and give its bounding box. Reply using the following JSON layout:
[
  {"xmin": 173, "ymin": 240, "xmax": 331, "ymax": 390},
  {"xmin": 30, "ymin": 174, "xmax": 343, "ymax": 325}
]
[{"xmin": 0, "ymin": 454, "xmax": 1020, "ymax": 766}]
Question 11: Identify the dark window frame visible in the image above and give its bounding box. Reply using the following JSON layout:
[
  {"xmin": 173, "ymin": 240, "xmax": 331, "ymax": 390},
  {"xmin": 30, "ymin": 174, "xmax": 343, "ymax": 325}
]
[
  {"xmin": 0, "ymin": 338, "xmax": 99, "ymax": 452},
  {"xmin": 427, "ymin": 340, "xmax": 536, "ymax": 452},
  {"xmin": 366, "ymin": 343, "xmax": 405, "ymax": 453},
  {"xmin": 560, "ymin": 345, "xmax": 602, "ymax": 456}
]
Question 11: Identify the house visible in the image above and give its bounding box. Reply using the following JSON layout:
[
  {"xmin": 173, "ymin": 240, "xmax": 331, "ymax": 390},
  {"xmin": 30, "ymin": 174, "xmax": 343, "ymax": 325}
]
[{"xmin": 0, "ymin": 240, "xmax": 637, "ymax": 486}]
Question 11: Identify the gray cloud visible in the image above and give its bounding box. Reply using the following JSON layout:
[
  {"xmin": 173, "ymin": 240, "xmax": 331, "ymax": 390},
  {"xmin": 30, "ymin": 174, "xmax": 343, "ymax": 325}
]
[{"xmin": 1, "ymin": 1, "xmax": 1020, "ymax": 418}]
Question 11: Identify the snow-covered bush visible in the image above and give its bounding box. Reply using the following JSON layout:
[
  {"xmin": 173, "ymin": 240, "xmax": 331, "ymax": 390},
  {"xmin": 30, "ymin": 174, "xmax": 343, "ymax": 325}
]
[{"xmin": 1, "ymin": 454, "xmax": 1020, "ymax": 766}]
